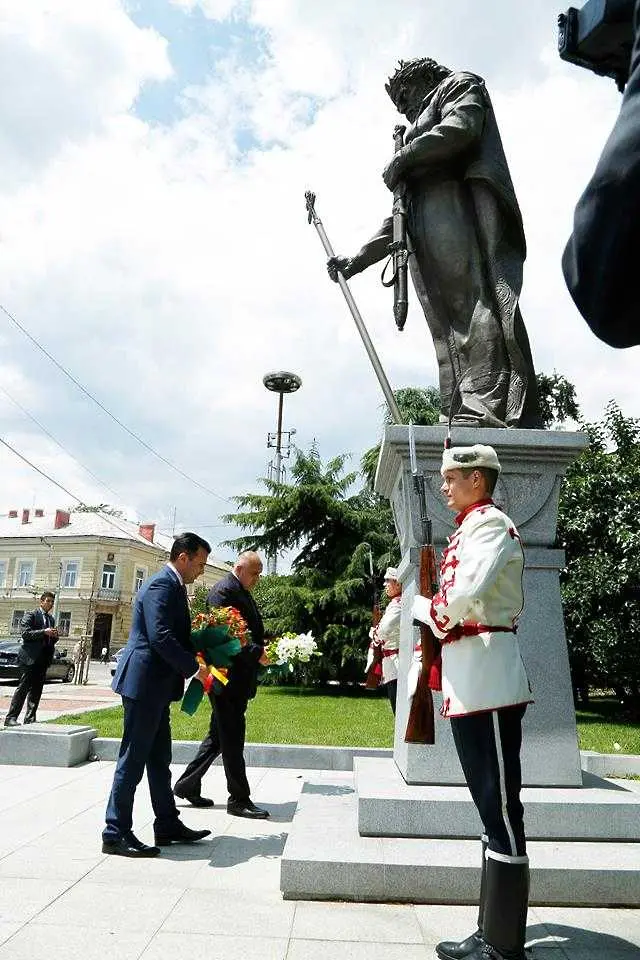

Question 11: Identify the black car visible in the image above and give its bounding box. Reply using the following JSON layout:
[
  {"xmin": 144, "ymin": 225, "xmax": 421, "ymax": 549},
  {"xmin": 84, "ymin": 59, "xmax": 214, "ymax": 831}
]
[{"xmin": 0, "ymin": 640, "xmax": 75, "ymax": 683}]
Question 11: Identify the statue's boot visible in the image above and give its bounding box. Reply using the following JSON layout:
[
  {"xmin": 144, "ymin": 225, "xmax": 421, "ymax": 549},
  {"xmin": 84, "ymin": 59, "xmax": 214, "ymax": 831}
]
[
  {"xmin": 461, "ymin": 852, "xmax": 530, "ymax": 960},
  {"xmin": 436, "ymin": 836, "xmax": 487, "ymax": 960}
]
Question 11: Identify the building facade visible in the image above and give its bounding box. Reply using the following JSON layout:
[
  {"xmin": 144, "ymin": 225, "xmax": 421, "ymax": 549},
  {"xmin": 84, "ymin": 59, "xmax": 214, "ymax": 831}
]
[{"xmin": 0, "ymin": 508, "xmax": 231, "ymax": 657}]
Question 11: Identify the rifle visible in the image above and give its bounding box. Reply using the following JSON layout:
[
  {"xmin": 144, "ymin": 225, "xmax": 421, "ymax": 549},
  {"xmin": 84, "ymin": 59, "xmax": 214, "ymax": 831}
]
[
  {"xmin": 364, "ymin": 600, "xmax": 383, "ymax": 689},
  {"xmin": 381, "ymin": 124, "xmax": 409, "ymax": 331},
  {"xmin": 404, "ymin": 422, "xmax": 439, "ymax": 745},
  {"xmin": 364, "ymin": 546, "xmax": 383, "ymax": 689}
]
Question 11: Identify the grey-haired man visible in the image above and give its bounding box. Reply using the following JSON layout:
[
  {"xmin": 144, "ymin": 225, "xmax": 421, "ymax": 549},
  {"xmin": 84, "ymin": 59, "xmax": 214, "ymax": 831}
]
[{"xmin": 412, "ymin": 444, "xmax": 532, "ymax": 960}]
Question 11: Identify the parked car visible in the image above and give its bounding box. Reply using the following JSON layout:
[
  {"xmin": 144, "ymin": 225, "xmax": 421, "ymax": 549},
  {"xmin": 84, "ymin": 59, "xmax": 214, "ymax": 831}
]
[
  {"xmin": 110, "ymin": 647, "xmax": 125, "ymax": 677},
  {"xmin": 0, "ymin": 640, "xmax": 75, "ymax": 683}
]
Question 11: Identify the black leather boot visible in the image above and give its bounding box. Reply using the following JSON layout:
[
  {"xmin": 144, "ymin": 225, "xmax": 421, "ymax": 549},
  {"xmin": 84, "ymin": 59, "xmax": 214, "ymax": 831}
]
[
  {"xmin": 463, "ymin": 853, "xmax": 529, "ymax": 960},
  {"xmin": 436, "ymin": 836, "xmax": 488, "ymax": 960}
]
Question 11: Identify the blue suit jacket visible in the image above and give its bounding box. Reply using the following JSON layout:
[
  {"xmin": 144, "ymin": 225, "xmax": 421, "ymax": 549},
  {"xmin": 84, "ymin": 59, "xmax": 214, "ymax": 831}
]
[{"xmin": 113, "ymin": 566, "xmax": 198, "ymax": 703}]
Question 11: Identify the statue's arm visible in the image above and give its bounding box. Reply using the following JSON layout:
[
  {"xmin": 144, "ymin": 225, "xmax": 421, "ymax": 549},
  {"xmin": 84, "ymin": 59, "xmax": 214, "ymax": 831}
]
[
  {"xmin": 328, "ymin": 216, "xmax": 393, "ymax": 280},
  {"xmin": 349, "ymin": 216, "xmax": 393, "ymax": 274},
  {"xmin": 400, "ymin": 75, "xmax": 485, "ymax": 172}
]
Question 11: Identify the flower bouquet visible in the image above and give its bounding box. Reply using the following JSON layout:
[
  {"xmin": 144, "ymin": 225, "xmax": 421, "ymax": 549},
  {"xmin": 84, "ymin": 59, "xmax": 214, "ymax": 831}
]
[
  {"xmin": 181, "ymin": 606, "xmax": 250, "ymax": 715},
  {"xmin": 263, "ymin": 630, "xmax": 318, "ymax": 683}
]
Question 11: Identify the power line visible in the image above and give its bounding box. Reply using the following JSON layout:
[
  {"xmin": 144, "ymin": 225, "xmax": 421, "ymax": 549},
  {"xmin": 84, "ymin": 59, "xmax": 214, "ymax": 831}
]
[
  {"xmin": 0, "ymin": 434, "xmax": 167, "ymax": 547},
  {"xmin": 0, "ymin": 384, "xmax": 127, "ymax": 506},
  {"xmin": 0, "ymin": 302, "xmax": 231, "ymax": 504}
]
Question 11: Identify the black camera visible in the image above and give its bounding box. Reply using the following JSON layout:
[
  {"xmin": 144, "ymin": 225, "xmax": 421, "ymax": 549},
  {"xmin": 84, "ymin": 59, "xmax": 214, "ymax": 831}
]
[{"xmin": 558, "ymin": 0, "xmax": 635, "ymax": 90}]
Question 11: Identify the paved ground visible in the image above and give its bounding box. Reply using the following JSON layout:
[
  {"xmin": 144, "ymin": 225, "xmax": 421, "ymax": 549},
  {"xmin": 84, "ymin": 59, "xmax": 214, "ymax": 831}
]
[
  {"xmin": 0, "ymin": 661, "xmax": 119, "ymax": 723},
  {"xmin": 0, "ymin": 759, "xmax": 638, "ymax": 960}
]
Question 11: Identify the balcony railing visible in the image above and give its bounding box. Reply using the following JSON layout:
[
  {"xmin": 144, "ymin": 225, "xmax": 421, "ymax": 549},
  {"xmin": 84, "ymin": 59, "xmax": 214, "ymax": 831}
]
[{"xmin": 97, "ymin": 587, "xmax": 121, "ymax": 602}]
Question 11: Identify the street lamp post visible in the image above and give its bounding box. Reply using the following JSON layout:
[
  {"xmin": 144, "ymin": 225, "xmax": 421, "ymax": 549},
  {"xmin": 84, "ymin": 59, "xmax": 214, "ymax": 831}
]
[{"xmin": 263, "ymin": 371, "xmax": 302, "ymax": 575}]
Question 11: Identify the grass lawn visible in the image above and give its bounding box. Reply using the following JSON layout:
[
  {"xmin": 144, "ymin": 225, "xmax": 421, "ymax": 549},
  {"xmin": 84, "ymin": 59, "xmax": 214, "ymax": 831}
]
[
  {"xmin": 575, "ymin": 697, "xmax": 640, "ymax": 755},
  {"xmin": 49, "ymin": 689, "xmax": 640, "ymax": 755},
  {"xmin": 49, "ymin": 686, "xmax": 396, "ymax": 747}
]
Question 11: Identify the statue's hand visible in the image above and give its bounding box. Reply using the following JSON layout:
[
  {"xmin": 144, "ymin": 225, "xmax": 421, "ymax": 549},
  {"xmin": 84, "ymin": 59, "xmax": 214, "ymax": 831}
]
[
  {"xmin": 327, "ymin": 255, "xmax": 352, "ymax": 282},
  {"xmin": 382, "ymin": 155, "xmax": 403, "ymax": 191}
]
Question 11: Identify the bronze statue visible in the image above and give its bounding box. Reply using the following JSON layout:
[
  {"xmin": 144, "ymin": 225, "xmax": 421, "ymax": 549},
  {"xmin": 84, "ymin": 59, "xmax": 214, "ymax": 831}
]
[{"xmin": 327, "ymin": 58, "xmax": 542, "ymax": 429}]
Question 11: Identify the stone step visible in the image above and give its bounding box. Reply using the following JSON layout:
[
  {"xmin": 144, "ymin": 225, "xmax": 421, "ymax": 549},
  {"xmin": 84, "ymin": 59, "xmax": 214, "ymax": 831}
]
[
  {"xmin": 280, "ymin": 774, "xmax": 640, "ymax": 906},
  {"xmin": 0, "ymin": 723, "xmax": 96, "ymax": 766},
  {"xmin": 355, "ymin": 757, "xmax": 640, "ymax": 841}
]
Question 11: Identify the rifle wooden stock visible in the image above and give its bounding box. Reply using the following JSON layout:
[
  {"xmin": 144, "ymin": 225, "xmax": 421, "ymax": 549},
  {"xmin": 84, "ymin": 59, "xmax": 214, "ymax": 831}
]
[
  {"xmin": 364, "ymin": 603, "xmax": 383, "ymax": 689},
  {"xmin": 405, "ymin": 544, "xmax": 439, "ymax": 744}
]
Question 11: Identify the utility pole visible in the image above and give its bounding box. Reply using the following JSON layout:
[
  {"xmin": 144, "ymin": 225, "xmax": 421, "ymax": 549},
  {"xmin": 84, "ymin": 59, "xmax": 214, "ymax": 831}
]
[{"xmin": 263, "ymin": 371, "xmax": 302, "ymax": 575}]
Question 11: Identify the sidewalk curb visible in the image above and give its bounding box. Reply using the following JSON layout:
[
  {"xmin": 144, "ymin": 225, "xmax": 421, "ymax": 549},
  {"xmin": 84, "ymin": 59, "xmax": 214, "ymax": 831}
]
[
  {"xmin": 1, "ymin": 725, "xmax": 639, "ymax": 776},
  {"xmin": 94, "ymin": 738, "xmax": 394, "ymax": 769}
]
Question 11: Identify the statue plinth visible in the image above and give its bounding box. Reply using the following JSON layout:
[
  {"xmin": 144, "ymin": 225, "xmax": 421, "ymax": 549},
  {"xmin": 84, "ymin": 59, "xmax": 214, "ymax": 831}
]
[{"xmin": 374, "ymin": 425, "xmax": 588, "ymax": 787}]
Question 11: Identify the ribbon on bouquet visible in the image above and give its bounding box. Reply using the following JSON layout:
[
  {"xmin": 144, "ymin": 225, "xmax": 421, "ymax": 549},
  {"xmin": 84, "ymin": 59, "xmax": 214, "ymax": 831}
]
[{"xmin": 181, "ymin": 653, "xmax": 230, "ymax": 716}]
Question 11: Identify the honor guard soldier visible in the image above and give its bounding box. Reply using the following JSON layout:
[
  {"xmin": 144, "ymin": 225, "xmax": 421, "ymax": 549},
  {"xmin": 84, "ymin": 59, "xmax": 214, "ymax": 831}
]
[
  {"xmin": 412, "ymin": 444, "xmax": 532, "ymax": 960},
  {"xmin": 366, "ymin": 567, "xmax": 402, "ymax": 713}
]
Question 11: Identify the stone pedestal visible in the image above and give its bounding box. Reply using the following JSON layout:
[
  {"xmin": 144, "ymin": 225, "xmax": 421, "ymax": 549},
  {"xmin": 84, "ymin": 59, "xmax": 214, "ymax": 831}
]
[{"xmin": 374, "ymin": 425, "xmax": 588, "ymax": 787}]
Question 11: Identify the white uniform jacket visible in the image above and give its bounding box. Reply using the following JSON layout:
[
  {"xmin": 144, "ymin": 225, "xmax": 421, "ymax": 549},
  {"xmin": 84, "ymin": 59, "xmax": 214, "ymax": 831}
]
[
  {"xmin": 366, "ymin": 596, "xmax": 401, "ymax": 684},
  {"xmin": 412, "ymin": 499, "xmax": 532, "ymax": 718}
]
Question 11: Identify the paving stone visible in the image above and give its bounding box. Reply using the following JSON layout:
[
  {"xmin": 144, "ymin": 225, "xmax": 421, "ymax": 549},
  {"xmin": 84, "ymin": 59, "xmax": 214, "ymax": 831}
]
[{"xmin": 291, "ymin": 901, "xmax": 423, "ymax": 943}]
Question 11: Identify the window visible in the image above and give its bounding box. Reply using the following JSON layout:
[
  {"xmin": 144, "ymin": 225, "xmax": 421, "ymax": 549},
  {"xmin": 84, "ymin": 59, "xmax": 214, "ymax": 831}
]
[
  {"xmin": 58, "ymin": 612, "xmax": 71, "ymax": 637},
  {"xmin": 10, "ymin": 610, "xmax": 25, "ymax": 634},
  {"xmin": 63, "ymin": 561, "xmax": 79, "ymax": 588},
  {"xmin": 134, "ymin": 568, "xmax": 146, "ymax": 593},
  {"xmin": 101, "ymin": 563, "xmax": 116, "ymax": 589},
  {"xmin": 17, "ymin": 561, "xmax": 34, "ymax": 587},
  {"xmin": 0, "ymin": 561, "xmax": 6, "ymax": 588}
]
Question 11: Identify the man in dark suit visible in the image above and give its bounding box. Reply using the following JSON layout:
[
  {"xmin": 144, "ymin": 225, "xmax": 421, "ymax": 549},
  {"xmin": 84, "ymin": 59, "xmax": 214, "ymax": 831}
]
[
  {"xmin": 173, "ymin": 551, "xmax": 270, "ymax": 819},
  {"xmin": 4, "ymin": 591, "xmax": 58, "ymax": 726},
  {"xmin": 102, "ymin": 532, "xmax": 213, "ymax": 858},
  {"xmin": 562, "ymin": 0, "xmax": 640, "ymax": 348}
]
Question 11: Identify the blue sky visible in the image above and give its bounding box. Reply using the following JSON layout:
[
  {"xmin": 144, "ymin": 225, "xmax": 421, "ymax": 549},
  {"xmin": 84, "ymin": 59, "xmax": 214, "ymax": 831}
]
[{"xmin": 129, "ymin": 0, "xmax": 266, "ymax": 127}]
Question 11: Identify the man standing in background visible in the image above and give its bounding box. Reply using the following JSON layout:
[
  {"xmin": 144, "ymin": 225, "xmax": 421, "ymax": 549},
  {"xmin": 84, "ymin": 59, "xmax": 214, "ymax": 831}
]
[{"xmin": 4, "ymin": 591, "xmax": 58, "ymax": 726}]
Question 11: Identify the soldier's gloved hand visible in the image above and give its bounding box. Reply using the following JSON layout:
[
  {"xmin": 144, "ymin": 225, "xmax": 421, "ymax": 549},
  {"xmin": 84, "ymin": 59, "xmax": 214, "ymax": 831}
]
[{"xmin": 327, "ymin": 255, "xmax": 352, "ymax": 282}]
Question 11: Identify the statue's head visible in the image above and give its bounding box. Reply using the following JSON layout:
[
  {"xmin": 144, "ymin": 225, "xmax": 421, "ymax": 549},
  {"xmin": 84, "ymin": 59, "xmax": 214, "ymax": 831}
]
[{"xmin": 385, "ymin": 58, "xmax": 452, "ymax": 120}]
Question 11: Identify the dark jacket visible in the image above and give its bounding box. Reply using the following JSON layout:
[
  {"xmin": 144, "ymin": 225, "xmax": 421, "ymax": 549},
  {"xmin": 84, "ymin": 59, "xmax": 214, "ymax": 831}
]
[
  {"xmin": 20, "ymin": 608, "xmax": 57, "ymax": 667},
  {"xmin": 207, "ymin": 572, "xmax": 265, "ymax": 700},
  {"xmin": 113, "ymin": 566, "xmax": 198, "ymax": 703},
  {"xmin": 562, "ymin": 0, "xmax": 640, "ymax": 347}
]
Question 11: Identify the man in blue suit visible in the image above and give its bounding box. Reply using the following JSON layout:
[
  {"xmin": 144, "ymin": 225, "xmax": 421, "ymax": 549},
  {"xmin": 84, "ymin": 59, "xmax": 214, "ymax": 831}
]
[{"xmin": 102, "ymin": 532, "xmax": 213, "ymax": 858}]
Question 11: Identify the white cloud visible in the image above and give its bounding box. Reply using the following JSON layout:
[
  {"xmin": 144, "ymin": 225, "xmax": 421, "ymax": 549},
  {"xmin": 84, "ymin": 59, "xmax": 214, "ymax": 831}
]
[{"xmin": 0, "ymin": 0, "xmax": 637, "ymax": 564}]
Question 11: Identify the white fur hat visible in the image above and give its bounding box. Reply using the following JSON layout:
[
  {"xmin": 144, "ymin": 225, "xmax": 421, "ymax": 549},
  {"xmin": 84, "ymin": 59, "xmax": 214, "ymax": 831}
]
[
  {"xmin": 441, "ymin": 444, "xmax": 501, "ymax": 475},
  {"xmin": 383, "ymin": 566, "xmax": 399, "ymax": 581}
]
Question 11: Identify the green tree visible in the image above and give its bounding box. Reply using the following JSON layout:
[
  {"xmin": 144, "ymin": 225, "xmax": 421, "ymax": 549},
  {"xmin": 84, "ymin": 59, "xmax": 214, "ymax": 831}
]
[
  {"xmin": 361, "ymin": 386, "xmax": 440, "ymax": 487},
  {"xmin": 190, "ymin": 584, "xmax": 209, "ymax": 617},
  {"xmin": 224, "ymin": 445, "xmax": 397, "ymax": 683},
  {"xmin": 536, "ymin": 372, "xmax": 580, "ymax": 429},
  {"xmin": 558, "ymin": 401, "xmax": 640, "ymax": 712}
]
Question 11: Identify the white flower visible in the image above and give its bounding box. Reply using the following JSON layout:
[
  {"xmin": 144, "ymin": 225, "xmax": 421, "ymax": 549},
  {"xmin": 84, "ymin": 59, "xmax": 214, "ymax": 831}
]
[{"xmin": 274, "ymin": 631, "xmax": 318, "ymax": 665}]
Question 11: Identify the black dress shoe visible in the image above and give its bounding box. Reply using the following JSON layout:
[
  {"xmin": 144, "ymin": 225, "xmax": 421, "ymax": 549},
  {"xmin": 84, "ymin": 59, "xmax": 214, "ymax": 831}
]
[
  {"xmin": 154, "ymin": 821, "xmax": 211, "ymax": 845},
  {"xmin": 436, "ymin": 930, "xmax": 484, "ymax": 960},
  {"xmin": 23, "ymin": 718, "xmax": 36, "ymax": 724},
  {"xmin": 3, "ymin": 718, "xmax": 18, "ymax": 727},
  {"xmin": 102, "ymin": 835, "xmax": 160, "ymax": 858},
  {"xmin": 227, "ymin": 800, "xmax": 269, "ymax": 819},
  {"xmin": 176, "ymin": 793, "xmax": 213, "ymax": 807}
]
